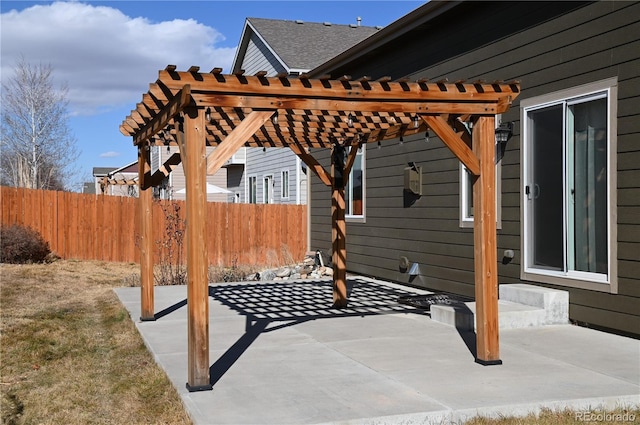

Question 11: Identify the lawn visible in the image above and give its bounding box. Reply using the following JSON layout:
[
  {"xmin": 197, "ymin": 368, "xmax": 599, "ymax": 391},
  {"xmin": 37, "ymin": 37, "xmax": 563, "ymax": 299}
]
[{"xmin": 0, "ymin": 260, "xmax": 192, "ymax": 425}]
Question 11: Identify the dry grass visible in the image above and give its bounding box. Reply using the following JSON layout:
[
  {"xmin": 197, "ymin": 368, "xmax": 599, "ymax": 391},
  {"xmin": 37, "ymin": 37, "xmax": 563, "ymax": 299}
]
[
  {"xmin": 464, "ymin": 406, "xmax": 640, "ymax": 424},
  {"xmin": 0, "ymin": 260, "xmax": 191, "ymax": 425}
]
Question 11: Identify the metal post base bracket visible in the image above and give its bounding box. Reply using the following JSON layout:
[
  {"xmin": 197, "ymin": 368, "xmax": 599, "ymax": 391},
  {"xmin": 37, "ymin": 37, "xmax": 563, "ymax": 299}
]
[
  {"xmin": 186, "ymin": 383, "xmax": 213, "ymax": 392},
  {"xmin": 475, "ymin": 358, "xmax": 503, "ymax": 366}
]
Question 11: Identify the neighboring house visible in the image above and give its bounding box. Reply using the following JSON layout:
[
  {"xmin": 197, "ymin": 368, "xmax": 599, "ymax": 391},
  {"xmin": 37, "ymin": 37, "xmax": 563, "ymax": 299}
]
[
  {"xmin": 228, "ymin": 17, "xmax": 381, "ymax": 204},
  {"xmin": 92, "ymin": 162, "xmax": 138, "ymax": 197},
  {"xmin": 307, "ymin": 1, "xmax": 639, "ymax": 336},
  {"xmin": 150, "ymin": 146, "xmax": 229, "ymax": 202},
  {"xmin": 92, "ymin": 149, "xmax": 229, "ymax": 202}
]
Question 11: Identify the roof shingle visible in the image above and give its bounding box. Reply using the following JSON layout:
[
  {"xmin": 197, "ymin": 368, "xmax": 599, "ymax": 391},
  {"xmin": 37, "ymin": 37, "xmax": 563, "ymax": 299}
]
[{"xmin": 247, "ymin": 18, "xmax": 380, "ymax": 71}]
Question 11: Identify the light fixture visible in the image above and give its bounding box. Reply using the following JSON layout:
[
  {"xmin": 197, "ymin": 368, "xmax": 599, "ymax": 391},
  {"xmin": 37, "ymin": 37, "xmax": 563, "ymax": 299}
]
[
  {"xmin": 399, "ymin": 136, "xmax": 404, "ymax": 145},
  {"xmin": 205, "ymin": 107, "xmax": 211, "ymax": 123},
  {"xmin": 347, "ymin": 113, "xmax": 355, "ymax": 128},
  {"xmin": 496, "ymin": 121, "xmax": 514, "ymax": 160},
  {"xmin": 495, "ymin": 121, "xmax": 514, "ymax": 144},
  {"xmin": 263, "ymin": 146, "xmax": 266, "ymax": 153},
  {"xmin": 271, "ymin": 110, "xmax": 278, "ymax": 125},
  {"xmin": 377, "ymin": 140, "xmax": 382, "ymax": 149},
  {"xmin": 413, "ymin": 114, "xmax": 420, "ymax": 129},
  {"xmin": 425, "ymin": 129, "xmax": 430, "ymax": 143}
]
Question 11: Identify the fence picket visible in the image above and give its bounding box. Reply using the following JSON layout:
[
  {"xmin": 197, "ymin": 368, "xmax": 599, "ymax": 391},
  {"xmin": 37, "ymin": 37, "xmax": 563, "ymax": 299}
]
[{"xmin": 0, "ymin": 187, "xmax": 306, "ymax": 266}]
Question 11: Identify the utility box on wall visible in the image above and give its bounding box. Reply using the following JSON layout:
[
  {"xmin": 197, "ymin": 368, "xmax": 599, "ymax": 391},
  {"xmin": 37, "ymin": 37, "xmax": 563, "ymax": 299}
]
[{"xmin": 404, "ymin": 163, "xmax": 422, "ymax": 195}]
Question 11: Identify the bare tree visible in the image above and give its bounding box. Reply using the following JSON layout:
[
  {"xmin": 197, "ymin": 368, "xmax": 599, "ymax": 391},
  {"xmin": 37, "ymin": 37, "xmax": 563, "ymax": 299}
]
[{"xmin": 1, "ymin": 57, "xmax": 79, "ymax": 190}]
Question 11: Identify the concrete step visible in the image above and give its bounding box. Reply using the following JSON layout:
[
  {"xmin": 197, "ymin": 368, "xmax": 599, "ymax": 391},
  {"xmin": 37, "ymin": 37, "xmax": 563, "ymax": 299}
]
[
  {"xmin": 499, "ymin": 284, "xmax": 569, "ymax": 325},
  {"xmin": 430, "ymin": 284, "xmax": 569, "ymax": 331},
  {"xmin": 430, "ymin": 300, "xmax": 546, "ymax": 331}
]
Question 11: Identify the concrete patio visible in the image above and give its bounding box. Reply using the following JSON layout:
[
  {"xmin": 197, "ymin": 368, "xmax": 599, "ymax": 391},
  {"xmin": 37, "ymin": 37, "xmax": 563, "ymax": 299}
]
[{"xmin": 114, "ymin": 276, "xmax": 639, "ymax": 425}]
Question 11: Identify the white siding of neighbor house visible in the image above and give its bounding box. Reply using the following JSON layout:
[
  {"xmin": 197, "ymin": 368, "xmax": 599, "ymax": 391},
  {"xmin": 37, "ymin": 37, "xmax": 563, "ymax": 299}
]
[
  {"xmin": 241, "ymin": 33, "xmax": 286, "ymax": 76},
  {"xmin": 161, "ymin": 146, "xmax": 229, "ymax": 203},
  {"xmin": 244, "ymin": 148, "xmax": 305, "ymax": 204}
]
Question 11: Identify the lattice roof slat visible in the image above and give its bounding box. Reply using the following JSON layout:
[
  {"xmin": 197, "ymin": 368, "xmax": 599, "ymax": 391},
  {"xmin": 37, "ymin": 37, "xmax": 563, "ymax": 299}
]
[{"xmin": 121, "ymin": 65, "xmax": 520, "ymax": 149}]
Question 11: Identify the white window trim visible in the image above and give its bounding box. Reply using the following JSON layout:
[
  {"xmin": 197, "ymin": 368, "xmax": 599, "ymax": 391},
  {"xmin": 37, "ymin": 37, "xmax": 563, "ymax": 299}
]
[
  {"xmin": 281, "ymin": 169, "xmax": 290, "ymax": 200},
  {"xmin": 459, "ymin": 161, "xmax": 502, "ymax": 229},
  {"xmin": 346, "ymin": 146, "xmax": 366, "ymax": 223},
  {"xmin": 263, "ymin": 174, "xmax": 273, "ymax": 204},
  {"xmin": 458, "ymin": 116, "xmax": 502, "ymax": 229},
  {"xmin": 520, "ymin": 77, "xmax": 618, "ymax": 294},
  {"xmin": 247, "ymin": 174, "xmax": 257, "ymax": 204}
]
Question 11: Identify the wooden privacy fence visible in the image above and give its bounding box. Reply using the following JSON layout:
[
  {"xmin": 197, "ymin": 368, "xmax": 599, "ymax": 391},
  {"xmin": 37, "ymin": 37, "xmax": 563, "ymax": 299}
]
[{"xmin": 0, "ymin": 186, "xmax": 307, "ymax": 265}]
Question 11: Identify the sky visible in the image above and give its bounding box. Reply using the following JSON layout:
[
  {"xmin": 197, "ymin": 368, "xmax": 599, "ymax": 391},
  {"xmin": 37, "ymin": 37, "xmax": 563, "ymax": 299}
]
[{"xmin": 1, "ymin": 0, "xmax": 424, "ymax": 189}]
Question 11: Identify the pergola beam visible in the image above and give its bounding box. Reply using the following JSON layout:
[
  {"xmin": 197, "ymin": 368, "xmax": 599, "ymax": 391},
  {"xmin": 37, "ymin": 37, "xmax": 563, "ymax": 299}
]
[
  {"xmin": 158, "ymin": 70, "xmax": 517, "ymax": 104},
  {"xmin": 193, "ymin": 94, "xmax": 503, "ymax": 116},
  {"xmin": 148, "ymin": 152, "xmax": 181, "ymax": 187},
  {"xmin": 206, "ymin": 110, "xmax": 275, "ymax": 175},
  {"xmin": 124, "ymin": 85, "xmax": 192, "ymax": 145},
  {"xmin": 289, "ymin": 141, "xmax": 332, "ymax": 187},
  {"xmin": 423, "ymin": 115, "xmax": 480, "ymax": 176}
]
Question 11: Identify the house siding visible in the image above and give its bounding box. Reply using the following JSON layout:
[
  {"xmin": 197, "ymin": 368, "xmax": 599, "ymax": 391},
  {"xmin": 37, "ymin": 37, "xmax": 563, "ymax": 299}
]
[
  {"xmin": 167, "ymin": 147, "xmax": 229, "ymax": 203},
  {"xmin": 245, "ymin": 148, "xmax": 303, "ymax": 204},
  {"xmin": 310, "ymin": 1, "xmax": 640, "ymax": 335},
  {"xmin": 241, "ymin": 33, "xmax": 286, "ymax": 76}
]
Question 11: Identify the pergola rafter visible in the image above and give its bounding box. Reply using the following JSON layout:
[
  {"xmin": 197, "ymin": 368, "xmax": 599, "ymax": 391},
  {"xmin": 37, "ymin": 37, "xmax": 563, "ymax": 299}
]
[{"xmin": 121, "ymin": 65, "xmax": 519, "ymax": 391}]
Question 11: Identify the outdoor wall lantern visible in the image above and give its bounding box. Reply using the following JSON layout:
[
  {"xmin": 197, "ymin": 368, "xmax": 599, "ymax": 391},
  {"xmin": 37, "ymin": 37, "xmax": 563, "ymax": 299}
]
[
  {"xmin": 495, "ymin": 121, "xmax": 514, "ymax": 146},
  {"xmin": 495, "ymin": 121, "xmax": 514, "ymax": 160},
  {"xmin": 271, "ymin": 110, "xmax": 279, "ymax": 125}
]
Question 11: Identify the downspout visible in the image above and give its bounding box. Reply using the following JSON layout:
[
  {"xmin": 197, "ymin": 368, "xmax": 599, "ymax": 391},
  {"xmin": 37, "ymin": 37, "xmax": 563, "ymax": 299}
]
[
  {"xmin": 306, "ymin": 167, "xmax": 311, "ymax": 252},
  {"xmin": 296, "ymin": 156, "xmax": 301, "ymax": 205}
]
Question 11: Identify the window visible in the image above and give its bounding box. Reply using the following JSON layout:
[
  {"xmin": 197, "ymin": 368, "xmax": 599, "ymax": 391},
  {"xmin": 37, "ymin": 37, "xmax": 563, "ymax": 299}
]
[
  {"xmin": 459, "ymin": 159, "xmax": 502, "ymax": 228},
  {"xmin": 459, "ymin": 117, "xmax": 501, "ymax": 228},
  {"xmin": 345, "ymin": 146, "xmax": 365, "ymax": 221},
  {"xmin": 263, "ymin": 175, "xmax": 273, "ymax": 204},
  {"xmin": 248, "ymin": 175, "xmax": 257, "ymax": 204},
  {"xmin": 521, "ymin": 78, "xmax": 617, "ymax": 292},
  {"xmin": 281, "ymin": 170, "xmax": 290, "ymax": 199}
]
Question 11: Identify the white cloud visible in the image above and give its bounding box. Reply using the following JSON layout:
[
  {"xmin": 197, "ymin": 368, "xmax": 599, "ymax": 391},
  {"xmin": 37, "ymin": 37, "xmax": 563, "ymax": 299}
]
[
  {"xmin": 1, "ymin": 2, "xmax": 236, "ymax": 116},
  {"xmin": 99, "ymin": 151, "xmax": 121, "ymax": 158}
]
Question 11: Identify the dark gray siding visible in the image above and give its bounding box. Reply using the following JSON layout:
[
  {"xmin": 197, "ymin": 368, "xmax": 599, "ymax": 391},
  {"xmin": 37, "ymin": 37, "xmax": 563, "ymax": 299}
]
[{"xmin": 310, "ymin": 1, "xmax": 640, "ymax": 335}]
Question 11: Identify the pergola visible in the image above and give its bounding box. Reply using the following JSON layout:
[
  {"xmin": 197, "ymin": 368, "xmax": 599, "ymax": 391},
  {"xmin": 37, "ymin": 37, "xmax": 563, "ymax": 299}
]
[{"xmin": 121, "ymin": 65, "xmax": 520, "ymax": 391}]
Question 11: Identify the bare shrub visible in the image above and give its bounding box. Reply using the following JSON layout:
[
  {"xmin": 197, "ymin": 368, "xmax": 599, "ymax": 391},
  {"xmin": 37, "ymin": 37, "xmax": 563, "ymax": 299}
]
[
  {"xmin": 265, "ymin": 249, "xmax": 278, "ymax": 268},
  {"xmin": 208, "ymin": 257, "xmax": 259, "ymax": 283},
  {"xmin": 154, "ymin": 201, "xmax": 187, "ymax": 285},
  {"xmin": 0, "ymin": 224, "xmax": 51, "ymax": 264},
  {"xmin": 280, "ymin": 243, "xmax": 295, "ymax": 265}
]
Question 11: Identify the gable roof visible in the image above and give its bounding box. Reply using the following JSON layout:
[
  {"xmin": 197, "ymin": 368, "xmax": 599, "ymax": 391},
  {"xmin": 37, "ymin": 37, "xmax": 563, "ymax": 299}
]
[
  {"xmin": 93, "ymin": 167, "xmax": 117, "ymax": 177},
  {"xmin": 109, "ymin": 161, "xmax": 138, "ymax": 175},
  {"xmin": 92, "ymin": 161, "xmax": 137, "ymax": 178},
  {"xmin": 233, "ymin": 17, "xmax": 381, "ymax": 74}
]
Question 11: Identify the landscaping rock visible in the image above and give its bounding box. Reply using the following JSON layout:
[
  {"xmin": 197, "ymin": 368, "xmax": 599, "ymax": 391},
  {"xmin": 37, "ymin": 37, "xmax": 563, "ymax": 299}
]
[
  {"xmin": 276, "ymin": 267, "xmax": 291, "ymax": 278},
  {"xmin": 261, "ymin": 270, "xmax": 276, "ymax": 281}
]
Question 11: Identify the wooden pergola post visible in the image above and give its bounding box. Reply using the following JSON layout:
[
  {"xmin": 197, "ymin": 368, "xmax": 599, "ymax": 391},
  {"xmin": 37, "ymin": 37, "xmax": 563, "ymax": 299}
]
[
  {"xmin": 181, "ymin": 107, "xmax": 212, "ymax": 391},
  {"xmin": 472, "ymin": 115, "xmax": 501, "ymax": 365},
  {"xmin": 138, "ymin": 144, "xmax": 154, "ymax": 321},
  {"xmin": 331, "ymin": 145, "xmax": 348, "ymax": 308}
]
